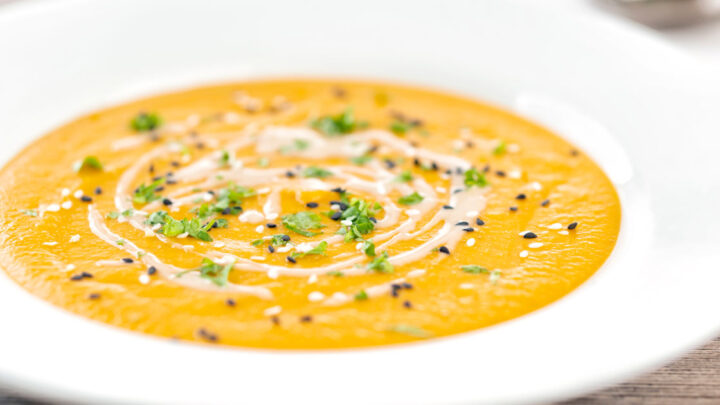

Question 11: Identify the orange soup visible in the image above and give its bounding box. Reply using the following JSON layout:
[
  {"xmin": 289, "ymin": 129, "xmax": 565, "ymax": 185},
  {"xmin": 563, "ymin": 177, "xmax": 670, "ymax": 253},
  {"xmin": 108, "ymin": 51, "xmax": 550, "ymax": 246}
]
[{"xmin": 0, "ymin": 79, "xmax": 620, "ymax": 348}]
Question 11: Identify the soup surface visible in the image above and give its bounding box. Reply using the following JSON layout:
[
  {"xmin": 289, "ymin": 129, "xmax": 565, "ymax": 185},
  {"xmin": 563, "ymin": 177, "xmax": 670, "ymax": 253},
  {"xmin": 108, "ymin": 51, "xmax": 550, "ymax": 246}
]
[{"xmin": 0, "ymin": 79, "xmax": 620, "ymax": 349}]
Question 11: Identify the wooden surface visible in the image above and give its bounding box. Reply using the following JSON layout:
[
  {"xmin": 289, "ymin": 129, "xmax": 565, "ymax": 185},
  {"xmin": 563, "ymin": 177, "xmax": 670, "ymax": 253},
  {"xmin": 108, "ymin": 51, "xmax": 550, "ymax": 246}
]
[{"xmin": 1, "ymin": 337, "xmax": 719, "ymax": 404}]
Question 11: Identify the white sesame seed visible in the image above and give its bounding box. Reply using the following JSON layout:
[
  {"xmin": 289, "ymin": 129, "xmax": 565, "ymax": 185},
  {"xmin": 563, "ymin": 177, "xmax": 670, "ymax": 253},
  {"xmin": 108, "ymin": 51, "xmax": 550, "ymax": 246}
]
[
  {"xmin": 548, "ymin": 223, "xmax": 562, "ymax": 230},
  {"xmin": 308, "ymin": 274, "xmax": 318, "ymax": 284},
  {"xmin": 257, "ymin": 187, "xmax": 271, "ymax": 194},
  {"xmin": 42, "ymin": 241, "xmax": 58, "ymax": 246},
  {"xmin": 507, "ymin": 143, "xmax": 520, "ymax": 153},
  {"xmin": 202, "ymin": 193, "xmax": 213, "ymax": 202},
  {"xmin": 139, "ymin": 274, "xmax": 150, "ymax": 284},
  {"xmin": 73, "ymin": 190, "xmax": 83, "ymax": 199},
  {"xmin": 519, "ymin": 250, "xmax": 529, "ymax": 258},
  {"xmin": 255, "ymin": 225, "xmax": 265, "ymax": 233},
  {"xmin": 267, "ymin": 268, "xmax": 279, "ymax": 279},
  {"xmin": 340, "ymin": 219, "xmax": 353, "ymax": 226},
  {"xmin": 459, "ymin": 283, "xmax": 475, "ymax": 290},
  {"xmin": 251, "ymin": 256, "xmax": 267, "ymax": 261},
  {"xmin": 331, "ymin": 204, "xmax": 341, "ymax": 211},
  {"xmin": 508, "ymin": 169, "xmax": 522, "ymax": 179},
  {"xmin": 46, "ymin": 204, "xmax": 60, "ymax": 212},
  {"xmin": 276, "ymin": 246, "xmax": 292, "ymax": 253},
  {"xmin": 177, "ymin": 232, "xmax": 189, "ymax": 239},
  {"xmin": 405, "ymin": 209, "xmax": 420, "ymax": 216},
  {"xmin": 435, "ymin": 186, "xmax": 447, "ymax": 193},
  {"xmin": 466, "ymin": 210, "xmax": 479, "ymax": 217},
  {"xmin": 308, "ymin": 291, "xmax": 325, "ymax": 302},
  {"xmin": 69, "ymin": 234, "xmax": 80, "ymax": 243},
  {"xmin": 559, "ymin": 230, "xmax": 570, "ymax": 235},
  {"xmin": 528, "ymin": 242, "xmax": 544, "ymax": 249},
  {"xmin": 212, "ymin": 241, "xmax": 226, "ymax": 248},
  {"xmin": 330, "ymin": 292, "xmax": 348, "ymax": 301},
  {"xmin": 265, "ymin": 212, "xmax": 278, "ymax": 220},
  {"xmin": 151, "ymin": 224, "xmax": 161, "ymax": 231},
  {"xmin": 355, "ymin": 242, "xmax": 364, "ymax": 250},
  {"xmin": 61, "ymin": 188, "xmax": 71, "ymax": 197},
  {"xmin": 264, "ymin": 305, "xmax": 282, "ymax": 316},
  {"xmin": 64, "ymin": 264, "xmax": 76, "ymax": 271},
  {"xmin": 61, "ymin": 201, "xmax": 72, "ymax": 210},
  {"xmin": 530, "ymin": 182, "xmax": 542, "ymax": 191},
  {"xmin": 466, "ymin": 237, "xmax": 476, "ymax": 247}
]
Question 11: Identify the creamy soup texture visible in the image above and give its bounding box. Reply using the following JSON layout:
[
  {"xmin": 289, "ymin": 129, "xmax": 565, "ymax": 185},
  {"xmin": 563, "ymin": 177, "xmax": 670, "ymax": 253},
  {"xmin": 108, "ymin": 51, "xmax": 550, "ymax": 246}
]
[{"xmin": 0, "ymin": 80, "xmax": 621, "ymax": 348}]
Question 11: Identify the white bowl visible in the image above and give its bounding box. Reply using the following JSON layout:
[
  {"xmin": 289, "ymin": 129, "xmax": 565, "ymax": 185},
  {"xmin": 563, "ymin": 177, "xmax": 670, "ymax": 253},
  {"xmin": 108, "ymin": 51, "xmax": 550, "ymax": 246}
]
[{"xmin": 1, "ymin": 0, "xmax": 719, "ymax": 404}]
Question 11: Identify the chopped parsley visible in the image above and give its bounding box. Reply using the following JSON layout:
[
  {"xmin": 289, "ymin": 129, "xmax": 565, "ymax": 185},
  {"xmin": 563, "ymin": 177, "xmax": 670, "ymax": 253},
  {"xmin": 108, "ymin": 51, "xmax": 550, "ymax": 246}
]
[
  {"xmin": 327, "ymin": 271, "xmax": 345, "ymax": 277},
  {"xmin": 361, "ymin": 239, "xmax": 376, "ymax": 257},
  {"xmin": 282, "ymin": 211, "xmax": 326, "ymax": 237},
  {"xmin": 398, "ymin": 192, "xmax": 423, "ymax": 205},
  {"xmin": 350, "ymin": 155, "xmax": 373, "ymax": 165},
  {"xmin": 106, "ymin": 211, "xmax": 120, "ymax": 219},
  {"xmin": 218, "ymin": 149, "xmax": 233, "ymax": 167},
  {"xmin": 460, "ymin": 265, "xmax": 489, "ymax": 274},
  {"xmin": 355, "ymin": 290, "xmax": 369, "ymax": 301},
  {"xmin": 146, "ymin": 211, "xmax": 217, "ymax": 242},
  {"xmin": 311, "ymin": 108, "xmax": 367, "ymax": 136},
  {"xmin": 339, "ymin": 198, "xmax": 381, "ymax": 242},
  {"xmin": 195, "ymin": 183, "xmax": 255, "ymax": 218},
  {"xmin": 367, "ymin": 251, "xmax": 393, "ymax": 273},
  {"xmin": 395, "ymin": 170, "xmax": 413, "ymax": 183},
  {"xmin": 195, "ymin": 258, "xmax": 235, "ymax": 287},
  {"xmin": 493, "ymin": 140, "xmax": 506, "ymax": 156},
  {"xmin": 130, "ymin": 112, "xmax": 162, "ymax": 132},
  {"xmin": 280, "ymin": 138, "xmax": 310, "ymax": 154},
  {"xmin": 303, "ymin": 166, "xmax": 333, "ymax": 178},
  {"xmin": 132, "ymin": 178, "xmax": 165, "ymax": 204},
  {"xmin": 464, "ymin": 168, "xmax": 489, "ymax": 188},
  {"xmin": 73, "ymin": 156, "xmax": 103, "ymax": 172},
  {"xmin": 257, "ymin": 157, "xmax": 270, "ymax": 167},
  {"xmin": 21, "ymin": 209, "xmax": 38, "ymax": 217},
  {"xmin": 291, "ymin": 241, "xmax": 328, "ymax": 259},
  {"xmin": 389, "ymin": 120, "xmax": 412, "ymax": 135}
]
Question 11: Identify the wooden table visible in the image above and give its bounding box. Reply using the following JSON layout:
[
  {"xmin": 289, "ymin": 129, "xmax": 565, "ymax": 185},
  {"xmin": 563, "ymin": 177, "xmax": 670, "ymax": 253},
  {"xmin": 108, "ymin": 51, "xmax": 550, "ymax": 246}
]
[{"xmin": 2, "ymin": 337, "xmax": 719, "ymax": 404}]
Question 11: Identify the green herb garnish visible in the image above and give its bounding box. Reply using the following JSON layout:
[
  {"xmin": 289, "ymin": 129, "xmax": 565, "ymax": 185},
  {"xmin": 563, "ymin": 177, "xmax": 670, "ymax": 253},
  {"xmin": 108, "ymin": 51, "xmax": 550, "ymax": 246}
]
[
  {"xmin": 398, "ymin": 192, "xmax": 423, "ymax": 205},
  {"xmin": 130, "ymin": 112, "xmax": 162, "ymax": 132},
  {"xmin": 395, "ymin": 170, "xmax": 413, "ymax": 183},
  {"xmin": 303, "ymin": 166, "xmax": 333, "ymax": 179},
  {"xmin": 282, "ymin": 211, "xmax": 326, "ymax": 237},
  {"xmin": 195, "ymin": 258, "xmax": 235, "ymax": 287},
  {"xmin": 390, "ymin": 120, "xmax": 412, "ymax": 135},
  {"xmin": 367, "ymin": 251, "xmax": 393, "ymax": 273},
  {"xmin": 460, "ymin": 265, "xmax": 489, "ymax": 274},
  {"xmin": 73, "ymin": 156, "xmax": 103, "ymax": 172},
  {"xmin": 132, "ymin": 178, "xmax": 165, "ymax": 204},
  {"xmin": 350, "ymin": 155, "xmax": 373, "ymax": 165},
  {"xmin": 280, "ymin": 138, "xmax": 310, "ymax": 154},
  {"xmin": 339, "ymin": 198, "xmax": 381, "ymax": 242},
  {"xmin": 388, "ymin": 324, "xmax": 431, "ymax": 338},
  {"xmin": 362, "ymin": 239, "xmax": 376, "ymax": 257},
  {"xmin": 106, "ymin": 211, "xmax": 120, "ymax": 219},
  {"xmin": 355, "ymin": 290, "xmax": 369, "ymax": 301},
  {"xmin": 291, "ymin": 241, "xmax": 328, "ymax": 259},
  {"xmin": 311, "ymin": 108, "xmax": 367, "ymax": 136},
  {"xmin": 464, "ymin": 168, "xmax": 489, "ymax": 188},
  {"xmin": 21, "ymin": 209, "xmax": 38, "ymax": 217},
  {"xmin": 493, "ymin": 140, "xmax": 506, "ymax": 156}
]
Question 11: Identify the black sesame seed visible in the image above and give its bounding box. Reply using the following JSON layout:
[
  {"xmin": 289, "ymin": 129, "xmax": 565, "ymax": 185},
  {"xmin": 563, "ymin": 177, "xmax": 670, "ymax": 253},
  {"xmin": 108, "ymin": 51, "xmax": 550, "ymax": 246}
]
[
  {"xmin": 455, "ymin": 221, "xmax": 469, "ymax": 226},
  {"xmin": 445, "ymin": 169, "xmax": 452, "ymax": 175},
  {"xmin": 453, "ymin": 188, "xmax": 464, "ymax": 194},
  {"xmin": 476, "ymin": 218, "xmax": 485, "ymax": 226},
  {"xmin": 403, "ymin": 300, "xmax": 413, "ymax": 309},
  {"xmin": 152, "ymin": 176, "xmax": 162, "ymax": 181},
  {"xmin": 166, "ymin": 179, "xmax": 177, "ymax": 185},
  {"xmin": 482, "ymin": 165, "xmax": 490, "ymax": 173},
  {"xmin": 391, "ymin": 284, "xmax": 401, "ymax": 297},
  {"xmin": 162, "ymin": 198, "xmax": 173, "ymax": 206},
  {"xmin": 281, "ymin": 235, "xmax": 291, "ymax": 242},
  {"xmin": 541, "ymin": 199, "xmax": 550, "ymax": 207},
  {"xmin": 197, "ymin": 328, "xmax": 218, "ymax": 343},
  {"xmin": 225, "ymin": 298, "xmax": 236, "ymax": 307},
  {"xmin": 166, "ymin": 171, "xmax": 174, "ymax": 177},
  {"xmin": 271, "ymin": 316, "xmax": 280, "ymax": 325},
  {"xmin": 516, "ymin": 193, "xmax": 527, "ymax": 200},
  {"xmin": 300, "ymin": 315, "xmax": 313, "ymax": 323},
  {"xmin": 285, "ymin": 171, "xmax": 295, "ymax": 178},
  {"xmin": 438, "ymin": 246, "xmax": 450, "ymax": 254},
  {"xmin": 463, "ymin": 227, "xmax": 475, "ymax": 232},
  {"xmin": 442, "ymin": 205, "xmax": 454, "ymax": 210},
  {"xmin": 266, "ymin": 223, "xmax": 277, "ymax": 228},
  {"xmin": 306, "ymin": 202, "xmax": 319, "ymax": 208},
  {"xmin": 154, "ymin": 186, "xmax": 165, "ymax": 192},
  {"xmin": 147, "ymin": 266, "xmax": 157, "ymax": 275},
  {"xmin": 570, "ymin": 149, "xmax": 579, "ymax": 157},
  {"xmin": 369, "ymin": 217, "xmax": 377, "ymax": 223},
  {"xmin": 221, "ymin": 207, "xmax": 232, "ymax": 215},
  {"xmin": 122, "ymin": 258, "xmax": 134, "ymax": 263},
  {"xmin": 330, "ymin": 211, "xmax": 342, "ymax": 221},
  {"xmin": 207, "ymin": 190, "xmax": 216, "ymax": 195},
  {"xmin": 70, "ymin": 274, "xmax": 84, "ymax": 281},
  {"xmin": 509, "ymin": 206, "xmax": 518, "ymax": 212},
  {"xmin": 88, "ymin": 293, "xmax": 101, "ymax": 300},
  {"xmin": 80, "ymin": 195, "xmax": 92, "ymax": 203},
  {"xmin": 148, "ymin": 164, "xmax": 155, "ymax": 173},
  {"xmin": 287, "ymin": 256, "xmax": 297, "ymax": 264},
  {"xmin": 456, "ymin": 167, "xmax": 464, "ymax": 175},
  {"xmin": 268, "ymin": 245, "xmax": 275, "ymax": 253},
  {"xmin": 568, "ymin": 222, "xmax": 578, "ymax": 230},
  {"xmin": 196, "ymin": 142, "xmax": 205, "ymax": 149},
  {"xmin": 413, "ymin": 158, "xmax": 420, "ymax": 167},
  {"xmin": 431, "ymin": 162, "xmax": 439, "ymax": 171},
  {"xmin": 401, "ymin": 282, "xmax": 413, "ymax": 290},
  {"xmin": 81, "ymin": 272, "xmax": 93, "ymax": 278},
  {"xmin": 170, "ymin": 161, "xmax": 180, "ymax": 167},
  {"xmin": 496, "ymin": 170, "xmax": 506, "ymax": 177},
  {"xmin": 331, "ymin": 187, "xmax": 346, "ymax": 194},
  {"xmin": 523, "ymin": 232, "xmax": 538, "ymax": 239},
  {"xmin": 383, "ymin": 159, "xmax": 396, "ymax": 169},
  {"xmin": 94, "ymin": 187, "xmax": 102, "ymax": 195}
]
